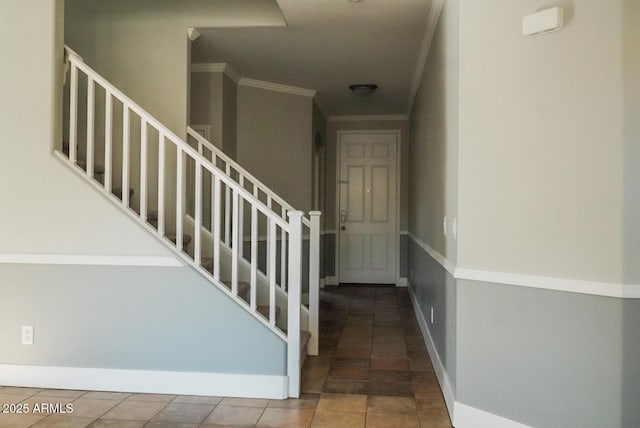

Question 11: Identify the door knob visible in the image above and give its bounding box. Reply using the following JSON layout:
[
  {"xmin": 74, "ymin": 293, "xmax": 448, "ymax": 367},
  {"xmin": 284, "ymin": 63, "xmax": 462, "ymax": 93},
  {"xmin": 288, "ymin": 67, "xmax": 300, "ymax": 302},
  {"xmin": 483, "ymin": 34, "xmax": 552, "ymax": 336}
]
[{"xmin": 341, "ymin": 226, "xmax": 346, "ymax": 231}]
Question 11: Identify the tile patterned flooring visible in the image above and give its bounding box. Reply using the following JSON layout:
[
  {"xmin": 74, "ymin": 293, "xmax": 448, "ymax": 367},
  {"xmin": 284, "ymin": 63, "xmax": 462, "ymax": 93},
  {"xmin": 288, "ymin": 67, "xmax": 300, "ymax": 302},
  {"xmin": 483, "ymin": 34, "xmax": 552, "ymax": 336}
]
[{"xmin": 0, "ymin": 286, "xmax": 452, "ymax": 427}]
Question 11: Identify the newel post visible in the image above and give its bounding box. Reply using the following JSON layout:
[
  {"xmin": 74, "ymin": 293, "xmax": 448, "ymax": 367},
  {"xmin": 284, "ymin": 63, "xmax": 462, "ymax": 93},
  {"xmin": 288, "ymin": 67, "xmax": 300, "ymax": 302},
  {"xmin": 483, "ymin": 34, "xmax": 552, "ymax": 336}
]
[
  {"xmin": 287, "ymin": 210, "xmax": 303, "ymax": 398},
  {"xmin": 308, "ymin": 211, "xmax": 321, "ymax": 356}
]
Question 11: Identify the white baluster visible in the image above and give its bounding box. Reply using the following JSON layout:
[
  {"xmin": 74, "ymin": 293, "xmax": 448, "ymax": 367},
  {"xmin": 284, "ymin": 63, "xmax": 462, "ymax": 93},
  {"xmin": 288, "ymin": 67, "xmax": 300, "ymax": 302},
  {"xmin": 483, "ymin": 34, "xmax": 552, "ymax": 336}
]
[
  {"xmin": 225, "ymin": 163, "xmax": 231, "ymax": 246},
  {"xmin": 231, "ymin": 190, "xmax": 239, "ymax": 296},
  {"xmin": 194, "ymin": 160, "xmax": 202, "ymax": 265},
  {"xmin": 176, "ymin": 147, "xmax": 183, "ymax": 252},
  {"xmin": 104, "ymin": 92, "xmax": 112, "ymax": 192},
  {"xmin": 122, "ymin": 108, "xmax": 130, "ymax": 207},
  {"xmin": 281, "ymin": 206, "xmax": 287, "ymax": 290},
  {"xmin": 238, "ymin": 175, "xmax": 244, "ymax": 259},
  {"xmin": 158, "ymin": 134, "xmax": 165, "ymax": 236},
  {"xmin": 86, "ymin": 76, "xmax": 94, "ymax": 178},
  {"xmin": 68, "ymin": 63, "xmax": 78, "ymax": 163},
  {"xmin": 212, "ymin": 175, "xmax": 221, "ymax": 281},
  {"xmin": 308, "ymin": 211, "xmax": 321, "ymax": 356},
  {"xmin": 287, "ymin": 210, "xmax": 303, "ymax": 398},
  {"xmin": 140, "ymin": 120, "xmax": 147, "ymax": 221},
  {"xmin": 268, "ymin": 219, "xmax": 277, "ymax": 326},
  {"xmin": 250, "ymin": 205, "xmax": 258, "ymax": 310}
]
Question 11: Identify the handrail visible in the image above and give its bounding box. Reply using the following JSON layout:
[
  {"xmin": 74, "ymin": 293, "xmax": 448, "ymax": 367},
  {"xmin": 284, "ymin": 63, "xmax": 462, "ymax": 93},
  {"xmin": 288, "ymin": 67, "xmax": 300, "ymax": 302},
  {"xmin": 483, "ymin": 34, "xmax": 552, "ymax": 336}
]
[{"xmin": 187, "ymin": 127, "xmax": 312, "ymax": 228}]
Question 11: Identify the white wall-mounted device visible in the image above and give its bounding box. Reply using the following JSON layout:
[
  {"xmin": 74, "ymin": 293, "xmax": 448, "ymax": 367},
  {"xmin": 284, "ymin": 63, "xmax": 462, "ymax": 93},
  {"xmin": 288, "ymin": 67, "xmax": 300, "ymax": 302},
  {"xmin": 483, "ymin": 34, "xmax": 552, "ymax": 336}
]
[{"xmin": 522, "ymin": 7, "xmax": 565, "ymax": 37}]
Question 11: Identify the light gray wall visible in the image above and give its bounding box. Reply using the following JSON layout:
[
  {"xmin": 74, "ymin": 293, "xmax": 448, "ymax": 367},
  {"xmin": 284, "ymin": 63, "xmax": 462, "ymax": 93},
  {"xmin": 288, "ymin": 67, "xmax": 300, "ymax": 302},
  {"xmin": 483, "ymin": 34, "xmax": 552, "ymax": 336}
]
[
  {"xmin": 622, "ymin": 300, "xmax": 640, "ymax": 426},
  {"xmin": 408, "ymin": 0, "xmax": 459, "ymax": 264},
  {"xmin": 409, "ymin": 239, "xmax": 456, "ymax": 391},
  {"xmin": 457, "ymin": 0, "xmax": 624, "ymax": 283},
  {"xmin": 0, "ymin": 0, "xmax": 173, "ymax": 258},
  {"xmin": 237, "ymin": 86, "xmax": 313, "ymax": 212},
  {"xmin": 0, "ymin": 264, "xmax": 285, "ymax": 375},
  {"xmin": 457, "ymin": 280, "xmax": 623, "ymax": 428}
]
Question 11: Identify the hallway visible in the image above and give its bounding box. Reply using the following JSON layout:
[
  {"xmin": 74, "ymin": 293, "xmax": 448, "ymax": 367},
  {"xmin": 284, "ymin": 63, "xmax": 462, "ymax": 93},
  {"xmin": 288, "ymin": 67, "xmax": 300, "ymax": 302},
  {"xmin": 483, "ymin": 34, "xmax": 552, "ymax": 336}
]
[{"xmin": 300, "ymin": 285, "xmax": 452, "ymax": 427}]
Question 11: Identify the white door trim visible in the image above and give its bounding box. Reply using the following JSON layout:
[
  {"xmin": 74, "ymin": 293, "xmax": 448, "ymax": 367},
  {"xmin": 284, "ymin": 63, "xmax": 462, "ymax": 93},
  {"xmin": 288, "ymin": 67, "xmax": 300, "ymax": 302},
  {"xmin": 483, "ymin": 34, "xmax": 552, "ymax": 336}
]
[{"xmin": 335, "ymin": 129, "xmax": 402, "ymax": 285}]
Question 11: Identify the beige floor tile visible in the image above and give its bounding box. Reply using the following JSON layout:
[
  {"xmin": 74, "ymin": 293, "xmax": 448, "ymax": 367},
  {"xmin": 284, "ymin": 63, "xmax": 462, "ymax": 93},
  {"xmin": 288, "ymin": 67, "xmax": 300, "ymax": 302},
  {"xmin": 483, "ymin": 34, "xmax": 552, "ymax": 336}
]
[
  {"xmin": 418, "ymin": 412, "xmax": 453, "ymax": 428},
  {"xmin": 0, "ymin": 393, "xmax": 41, "ymax": 405},
  {"xmin": 219, "ymin": 397, "xmax": 269, "ymax": 408},
  {"xmin": 152, "ymin": 402, "xmax": 216, "ymax": 424},
  {"xmin": 316, "ymin": 393, "xmax": 367, "ymax": 413},
  {"xmin": 144, "ymin": 422, "xmax": 199, "ymax": 428},
  {"xmin": 366, "ymin": 412, "xmax": 420, "ymax": 428},
  {"xmin": 311, "ymin": 410, "xmax": 365, "ymax": 428},
  {"xmin": 68, "ymin": 398, "xmax": 120, "ymax": 418},
  {"xmin": 201, "ymin": 404, "xmax": 264, "ymax": 426},
  {"xmin": 172, "ymin": 395, "xmax": 222, "ymax": 405},
  {"xmin": 367, "ymin": 395, "xmax": 416, "ymax": 414},
  {"xmin": 88, "ymin": 419, "xmax": 145, "ymax": 428},
  {"xmin": 0, "ymin": 387, "xmax": 43, "ymax": 396},
  {"xmin": 0, "ymin": 412, "xmax": 47, "ymax": 428},
  {"xmin": 101, "ymin": 400, "xmax": 167, "ymax": 421},
  {"xmin": 30, "ymin": 415, "xmax": 96, "ymax": 428},
  {"xmin": 35, "ymin": 389, "xmax": 87, "ymax": 398},
  {"xmin": 268, "ymin": 394, "xmax": 319, "ymax": 409},
  {"xmin": 81, "ymin": 392, "xmax": 131, "ymax": 401},
  {"xmin": 125, "ymin": 393, "xmax": 175, "ymax": 403},
  {"xmin": 256, "ymin": 407, "xmax": 315, "ymax": 428}
]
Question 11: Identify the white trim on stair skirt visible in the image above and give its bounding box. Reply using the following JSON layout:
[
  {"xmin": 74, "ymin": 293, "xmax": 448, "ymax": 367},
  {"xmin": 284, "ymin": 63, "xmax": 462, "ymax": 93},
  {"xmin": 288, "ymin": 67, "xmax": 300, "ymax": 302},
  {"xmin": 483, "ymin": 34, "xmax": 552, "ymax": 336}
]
[
  {"xmin": 0, "ymin": 365, "xmax": 288, "ymax": 399},
  {"xmin": 408, "ymin": 285, "xmax": 532, "ymax": 428},
  {"xmin": 0, "ymin": 254, "xmax": 182, "ymax": 267},
  {"xmin": 407, "ymin": 234, "xmax": 640, "ymax": 299}
]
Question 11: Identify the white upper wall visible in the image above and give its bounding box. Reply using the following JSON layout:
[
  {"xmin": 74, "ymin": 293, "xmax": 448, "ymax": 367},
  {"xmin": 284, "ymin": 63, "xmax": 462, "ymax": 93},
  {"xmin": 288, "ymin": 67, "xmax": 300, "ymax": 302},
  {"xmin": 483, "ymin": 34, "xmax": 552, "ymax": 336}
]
[
  {"xmin": 457, "ymin": 0, "xmax": 624, "ymax": 283},
  {"xmin": 0, "ymin": 0, "xmax": 175, "ymax": 257}
]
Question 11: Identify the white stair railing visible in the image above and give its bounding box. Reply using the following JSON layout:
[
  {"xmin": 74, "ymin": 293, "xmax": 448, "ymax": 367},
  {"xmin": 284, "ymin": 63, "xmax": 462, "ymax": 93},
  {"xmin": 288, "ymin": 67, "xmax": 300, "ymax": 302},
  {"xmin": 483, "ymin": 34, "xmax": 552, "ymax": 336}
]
[
  {"xmin": 187, "ymin": 128, "xmax": 320, "ymax": 356},
  {"xmin": 61, "ymin": 46, "xmax": 316, "ymax": 397}
]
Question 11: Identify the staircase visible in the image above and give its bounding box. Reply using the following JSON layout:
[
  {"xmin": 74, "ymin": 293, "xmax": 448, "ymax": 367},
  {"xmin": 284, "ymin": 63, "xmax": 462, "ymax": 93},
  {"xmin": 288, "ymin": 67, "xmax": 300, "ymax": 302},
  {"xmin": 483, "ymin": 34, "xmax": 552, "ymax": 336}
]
[{"xmin": 60, "ymin": 46, "xmax": 320, "ymax": 398}]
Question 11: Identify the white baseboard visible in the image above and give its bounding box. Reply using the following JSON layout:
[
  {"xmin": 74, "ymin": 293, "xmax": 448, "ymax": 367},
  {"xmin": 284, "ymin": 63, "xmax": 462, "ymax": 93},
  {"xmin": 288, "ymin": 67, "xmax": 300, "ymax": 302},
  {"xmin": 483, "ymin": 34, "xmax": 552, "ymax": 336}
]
[
  {"xmin": 0, "ymin": 365, "xmax": 288, "ymax": 399},
  {"xmin": 454, "ymin": 403, "xmax": 532, "ymax": 428},
  {"xmin": 407, "ymin": 284, "xmax": 456, "ymax": 418},
  {"xmin": 407, "ymin": 284, "xmax": 530, "ymax": 428},
  {"xmin": 396, "ymin": 277, "xmax": 408, "ymax": 287}
]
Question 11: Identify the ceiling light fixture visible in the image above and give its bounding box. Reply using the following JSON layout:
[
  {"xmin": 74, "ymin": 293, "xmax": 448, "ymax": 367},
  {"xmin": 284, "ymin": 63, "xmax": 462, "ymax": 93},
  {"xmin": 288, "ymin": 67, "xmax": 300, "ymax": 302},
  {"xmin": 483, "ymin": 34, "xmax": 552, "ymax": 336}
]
[{"xmin": 349, "ymin": 83, "xmax": 378, "ymax": 96}]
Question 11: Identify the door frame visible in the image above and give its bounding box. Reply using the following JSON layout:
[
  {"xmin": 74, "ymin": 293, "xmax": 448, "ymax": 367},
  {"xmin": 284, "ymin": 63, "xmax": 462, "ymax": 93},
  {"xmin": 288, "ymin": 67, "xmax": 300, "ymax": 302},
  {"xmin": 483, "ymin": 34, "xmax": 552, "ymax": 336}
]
[{"xmin": 335, "ymin": 129, "xmax": 402, "ymax": 286}]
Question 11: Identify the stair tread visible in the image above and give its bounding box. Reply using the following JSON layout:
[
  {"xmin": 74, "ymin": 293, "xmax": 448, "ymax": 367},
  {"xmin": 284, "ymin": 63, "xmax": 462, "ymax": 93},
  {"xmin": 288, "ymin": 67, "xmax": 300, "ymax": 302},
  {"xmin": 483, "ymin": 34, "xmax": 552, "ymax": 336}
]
[
  {"xmin": 112, "ymin": 187, "xmax": 135, "ymax": 199},
  {"xmin": 257, "ymin": 305, "xmax": 281, "ymax": 317},
  {"xmin": 77, "ymin": 161, "xmax": 105, "ymax": 174},
  {"xmin": 167, "ymin": 234, "xmax": 192, "ymax": 246},
  {"xmin": 222, "ymin": 280, "xmax": 249, "ymax": 297}
]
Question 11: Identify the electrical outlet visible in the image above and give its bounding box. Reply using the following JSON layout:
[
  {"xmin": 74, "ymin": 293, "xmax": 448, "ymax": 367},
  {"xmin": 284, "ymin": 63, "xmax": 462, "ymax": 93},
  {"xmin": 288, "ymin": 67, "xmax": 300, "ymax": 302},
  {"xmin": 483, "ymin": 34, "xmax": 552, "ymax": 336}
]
[
  {"xmin": 430, "ymin": 306, "xmax": 434, "ymax": 325},
  {"xmin": 443, "ymin": 217, "xmax": 447, "ymax": 237},
  {"xmin": 22, "ymin": 326, "xmax": 34, "ymax": 345}
]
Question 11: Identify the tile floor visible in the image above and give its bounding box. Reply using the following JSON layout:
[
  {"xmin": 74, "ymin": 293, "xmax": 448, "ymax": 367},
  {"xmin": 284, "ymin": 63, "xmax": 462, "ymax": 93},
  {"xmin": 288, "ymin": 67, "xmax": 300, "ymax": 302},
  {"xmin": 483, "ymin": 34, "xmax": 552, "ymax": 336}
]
[{"xmin": 0, "ymin": 286, "xmax": 452, "ymax": 427}]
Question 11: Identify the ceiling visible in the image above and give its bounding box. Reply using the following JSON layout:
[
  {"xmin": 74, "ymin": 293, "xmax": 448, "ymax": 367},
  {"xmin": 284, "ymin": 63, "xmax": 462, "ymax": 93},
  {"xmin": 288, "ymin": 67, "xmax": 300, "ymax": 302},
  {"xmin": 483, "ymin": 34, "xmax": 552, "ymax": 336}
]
[{"xmin": 191, "ymin": 0, "xmax": 432, "ymax": 117}]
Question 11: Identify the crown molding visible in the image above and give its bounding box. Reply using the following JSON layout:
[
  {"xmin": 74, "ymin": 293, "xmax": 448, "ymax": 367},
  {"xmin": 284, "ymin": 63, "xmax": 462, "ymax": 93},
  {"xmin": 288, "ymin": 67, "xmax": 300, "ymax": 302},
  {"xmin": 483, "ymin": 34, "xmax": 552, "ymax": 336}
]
[
  {"xmin": 238, "ymin": 78, "xmax": 316, "ymax": 98},
  {"xmin": 328, "ymin": 114, "xmax": 409, "ymax": 122},
  {"xmin": 406, "ymin": 0, "xmax": 445, "ymax": 114},
  {"xmin": 191, "ymin": 63, "xmax": 240, "ymax": 83}
]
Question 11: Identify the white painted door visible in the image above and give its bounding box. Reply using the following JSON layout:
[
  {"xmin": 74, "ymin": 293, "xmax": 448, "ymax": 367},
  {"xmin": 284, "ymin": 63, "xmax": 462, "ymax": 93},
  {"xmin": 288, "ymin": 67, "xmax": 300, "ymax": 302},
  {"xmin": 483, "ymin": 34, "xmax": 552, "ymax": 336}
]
[{"xmin": 338, "ymin": 131, "xmax": 398, "ymax": 284}]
